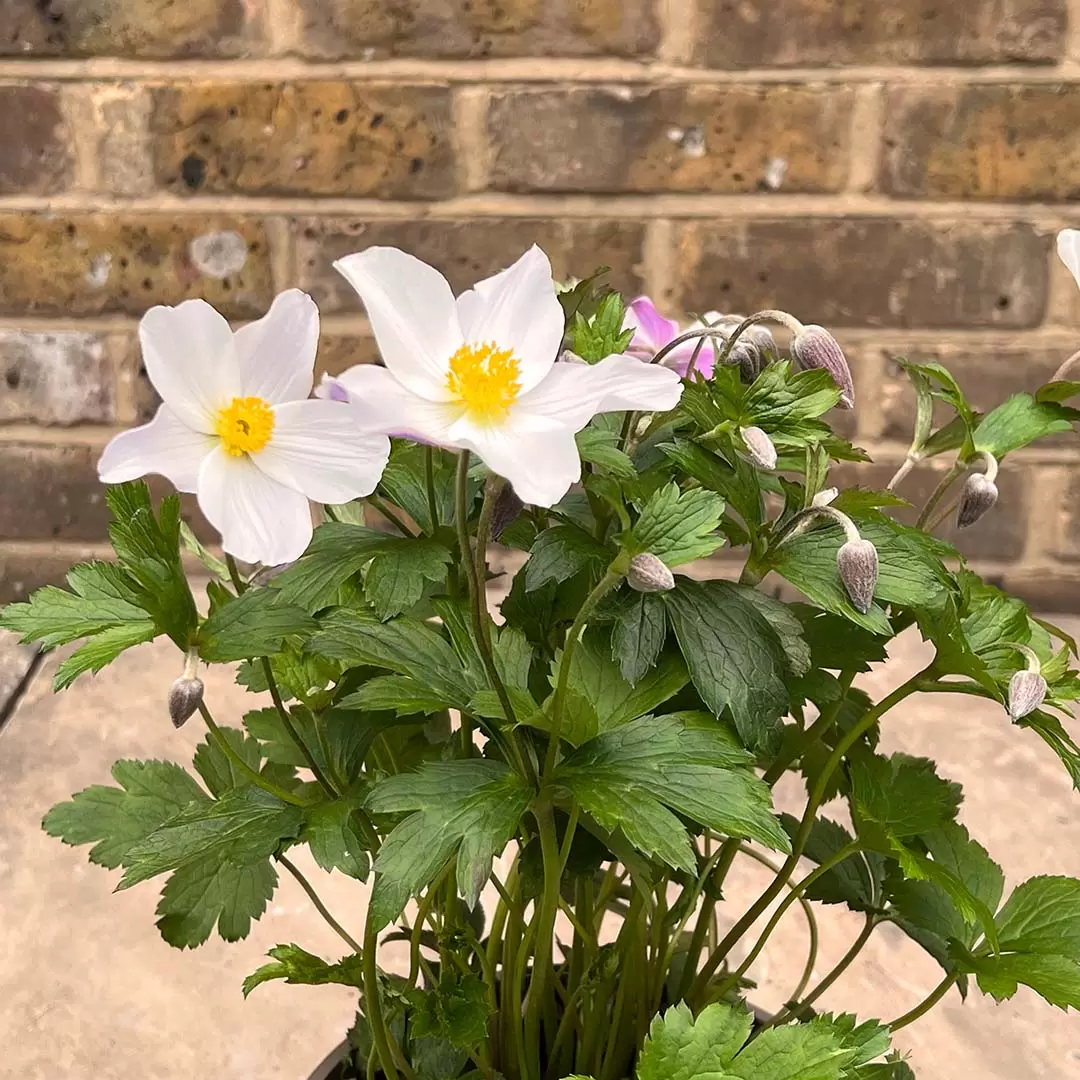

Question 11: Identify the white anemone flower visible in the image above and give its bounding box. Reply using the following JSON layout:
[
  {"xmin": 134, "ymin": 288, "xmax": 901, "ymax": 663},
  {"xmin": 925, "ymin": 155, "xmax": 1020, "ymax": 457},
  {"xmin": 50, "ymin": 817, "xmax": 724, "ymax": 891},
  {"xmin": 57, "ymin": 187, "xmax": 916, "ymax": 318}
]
[
  {"xmin": 1059, "ymin": 229, "xmax": 1080, "ymax": 289},
  {"xmin": 98, "ymin": 291, "xmax": 391, "ymax": 566},
  {"xmin": 322, "ymin": 245, "xmax": 683, "ymax": 507}
]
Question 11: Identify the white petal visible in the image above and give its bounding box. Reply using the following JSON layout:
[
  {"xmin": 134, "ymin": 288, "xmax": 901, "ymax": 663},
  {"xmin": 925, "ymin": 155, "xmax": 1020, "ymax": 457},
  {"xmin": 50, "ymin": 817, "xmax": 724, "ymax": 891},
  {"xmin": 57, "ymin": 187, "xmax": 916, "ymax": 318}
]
[
  {"xmin": 1059, "ymin": 230, "xmax": 1080, "ymax": 290},
  {"xmin": 460, "ymin": 426, "xmax": 582, "ymax": 508},
  {"xmin": 139, "ymin": 299, "xmax": 241, "ymax": 432},
  {"xmin": 197, "ymin": 448, "xmax": 312, "ymax": 566},
  {"xmin": 513, "ymin": 354, "xmax": 683, "ymax": 432},
  {"xmin": 233, "ymin": 290, "xmax": 319, "ymax": 404},
  {"xmin": 334, "ymin": 248, "xmax": 461, "ymax": 401},
  {"xmin": 257, "ymin": 399, "xmax": 391, "ymax": 504},
  {"xmin": 97, "ymin": 405, "xmax": 215, "ymax": 493},
  {"xmin": 329, "ymin": 364, "xmax": 457, "ymax": 446},
  {"xmin": 455, "ymin": 245, "xmax": 563, "ymax": 394}
]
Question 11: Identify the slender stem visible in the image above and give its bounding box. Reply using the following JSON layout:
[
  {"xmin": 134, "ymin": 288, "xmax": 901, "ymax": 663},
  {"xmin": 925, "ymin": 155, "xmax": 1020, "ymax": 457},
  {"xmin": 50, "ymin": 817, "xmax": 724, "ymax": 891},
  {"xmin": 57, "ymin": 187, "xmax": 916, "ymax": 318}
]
[
  {"xmin": 196, "ymin": 702, "xmax": 306, "ymax": 806},
  {"xmin": 262, "ymin": 657, "xmax": 338, "ymax": 799},
  {"xmin": 1052, "ymin": 346, "xmax": 1080, "ymax": 384},
  {"xmin": 927, "ymin": 498, "xmax": 960, "ymax": 533},
  {"xmin": 689, "ymin": 672, "xmax": 926, "ymax": 1003},
  {"xmin": 277, "ymin": 853, "xmax": 363, "ymax": 953},
  {"xmin": 225, "ymin": 553, "xmax": 247, "ymax": 593},
  {"xmin": 363, "ymin": 920, "xmax": 411, "ymax": 1080},
  {"xmin": 711, "ymin": 310, "xmax": 804, "ymax": 368},
  {"xmin": 524, "ymin": 804, "xmax": 563, "ymax": 1072},
  {"xmin": 368, "ymin": 494, "xmax": 416, "ymax": 538},
  {"xmin": 886, "ymin": 454, "xmax": 919, "ymax": 492},
  {"xmin": 544, "ymin": 567, "xmax": 624, "ymax": 777},
  {"xmin": 916, "ymin": 463, "xmax": 963, "ymax": 529},
  {"xmin": 775, "ymin": 504, "xmax": 861, "ymax": 547},
  {"xmin": 888, "ymin": 972, "xmax": 959, "ymax": 1031},
  {"xmin": 770, "ymin": 914, "xmax": 877, "ymax": 1027},
  {"xmin": 423, "ymin": 445, "xmax": 440, "ymax": 532}
]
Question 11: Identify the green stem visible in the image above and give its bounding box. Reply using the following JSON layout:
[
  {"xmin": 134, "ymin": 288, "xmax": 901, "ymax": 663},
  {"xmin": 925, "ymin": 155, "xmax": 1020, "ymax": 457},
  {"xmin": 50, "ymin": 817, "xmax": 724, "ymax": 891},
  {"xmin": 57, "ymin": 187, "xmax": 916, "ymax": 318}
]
[
  {"xmin": 544, "ymin": 566, "xmax": 624, "ymax": 777},
  {"xmin": 916, "ymin": 463, "xmax": 963, "ymax": 529},
  {"xmin": 763, "ymin": 670, "xmax": 855, "ymax": 786},
  {"xmin": 888, "ymin": 972, "xmax": 958, "ymax": 1031},
  {"xmin": 278, "ymin": 853, "xmax": 363, "ymax": 953},
  {"xmin": 423, "ymin": 445, "xmax": 440, "ymax": 532},
  {"xmin": 225, "ymin": 553, "xmax": 247, "ymax": 593},
  {"xmin": 196, "ymin": 702, "xmax": 306, "ymax": 807},
  {"xmin": 363, "ymin": 919, "xmax": 410, "ymax": 1080},
  {"xmin": 524, "ymin": 804, "xmax": 562, "ymax": 1075},
  {"xmin": 262, "ymin": 657, "xmax": 338, "ymax": 799},
  {"xmin": 689, "ymin": 672, "xmax": 926, "ymax": 1004},
  {"xmin": 368, "ymin": 494, "xmax": 416, "ymax": 538}
]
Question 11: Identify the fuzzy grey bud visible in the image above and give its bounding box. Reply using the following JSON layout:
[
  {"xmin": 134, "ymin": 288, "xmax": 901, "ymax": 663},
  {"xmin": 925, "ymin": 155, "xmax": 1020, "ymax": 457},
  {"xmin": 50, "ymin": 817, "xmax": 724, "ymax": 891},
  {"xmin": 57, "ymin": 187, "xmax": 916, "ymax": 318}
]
[
  {"xmin": 836, "ymin": 538, "xmax": 878, "ymax": 614},
  {"xmin": 627, "ymin": 553, "xmax": 675, "ymax": 593},
  {"xmin": 740, "ymin": 426, "xmax": 777, "ymax": 470},
  {"xmin": 792, "ymin": 325, "xmax": 854, "ymax": 409},
  {"xmin": 812, "ymin": 487, "xmax": 839, "ymax": 508},
  {"xmin": 729, "ymin": 341, "xmax": 762, "ymax": 383},
  {"xmin": 168, "ymin": 676, "xmax": 204, "ymax": 728},
  {"xmin": 1008, "ymin": 669, "xmax": 1047, "ymax": 721},
  {"xmin": 491, "ymin": 485, "xmax": 525, "ymax": 540},
  {"xmin": 957, "ymin": 473, "xmax": 999, "ymax": 529}
]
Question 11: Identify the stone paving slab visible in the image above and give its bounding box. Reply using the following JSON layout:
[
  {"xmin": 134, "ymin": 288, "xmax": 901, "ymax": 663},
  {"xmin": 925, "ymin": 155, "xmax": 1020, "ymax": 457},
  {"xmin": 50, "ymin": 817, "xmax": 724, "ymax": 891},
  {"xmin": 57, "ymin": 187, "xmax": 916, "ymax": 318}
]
[{"xmin": 0, "ymin": 621, "xmax": 1078, "ymax": 1078}]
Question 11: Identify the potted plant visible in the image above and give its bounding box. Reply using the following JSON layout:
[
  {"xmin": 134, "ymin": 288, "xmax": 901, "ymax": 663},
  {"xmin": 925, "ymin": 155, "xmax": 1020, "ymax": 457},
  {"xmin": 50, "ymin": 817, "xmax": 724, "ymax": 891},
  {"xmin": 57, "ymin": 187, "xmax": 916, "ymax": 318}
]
[{"xmin": 6, "ymin": 237, "xmax": 1080, "ymax": 1080}]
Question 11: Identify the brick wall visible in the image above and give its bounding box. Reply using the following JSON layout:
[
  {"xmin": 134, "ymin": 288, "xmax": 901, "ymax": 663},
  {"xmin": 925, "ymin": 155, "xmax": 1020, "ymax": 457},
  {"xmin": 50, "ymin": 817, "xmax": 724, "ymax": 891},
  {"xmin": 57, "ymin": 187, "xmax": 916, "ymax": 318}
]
[{"xmin": 2, "ymin": 0, "xmax": 1080, "ymax": 608}]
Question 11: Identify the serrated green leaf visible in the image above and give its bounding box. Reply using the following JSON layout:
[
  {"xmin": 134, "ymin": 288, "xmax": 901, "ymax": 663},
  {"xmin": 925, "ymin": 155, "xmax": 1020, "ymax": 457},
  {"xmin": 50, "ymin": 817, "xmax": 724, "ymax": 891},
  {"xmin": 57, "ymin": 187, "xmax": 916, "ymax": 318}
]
[
  {"xmin": 632, "ymin": 483, "xmax": 725, "ymax": 567},
  {"xmin": 524, "ymin": 525, "xmax": 611, "ymax": 592},
  {"xmin": 301, "ymin": 799, "xmax": 371, "ymax": 880},
  {"xmin": 973, "ymin": 393, "xmax": 1078, "ymax": 457},
  {"xmin": 783, "ymin": 815, "xmax": 884, "ymax": 911},
  {"xmin": 407, "ymin": 972, "xmax": 493, "ymax": 1050},
  {"xmin": 850, "ymin": 753, "xmax": 962, "ymax": 844},
  {"xmin": 243, "ymin": 943, "xmax": 364, "ymax": 997},
  {"xmin": 365, "ymin": 539, "xmax": 453, "ymax": 619},
  {"xmin": 994, "ymin": 876, "xmax": 1080, "ymax": 955},
  {"xmin": 576, "ymin": 427, "xmax": 637, "ymax": 480},
  {"xmin": 53, "ymin": 619, "xmax": 158, "ymax": 691},
  {"xmin": 611, "ymin": 590, "xmax": 667, "ymax": 685},
  {"xmin": 971, "ymin": 952, "xmax": 1080, "ymax": 1010},
  {"xmin": 198, "ymin": 587, "xmax": 318, "ymax": 663},
  {"xmin": 192, "ymin": 726, "xmax": 263, "ymax": 797},
  {"xmin": 339, "ymin": 675, "xmax": 452, "ymax": 716}
]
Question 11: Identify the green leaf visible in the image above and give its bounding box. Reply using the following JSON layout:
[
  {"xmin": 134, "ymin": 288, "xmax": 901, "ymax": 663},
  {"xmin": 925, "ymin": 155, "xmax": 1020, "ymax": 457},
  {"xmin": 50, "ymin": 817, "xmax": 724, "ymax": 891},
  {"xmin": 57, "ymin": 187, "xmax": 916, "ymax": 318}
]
[
  {"xmin": 1037, "ymin": 379, "xmax": 1080, "ymax": 404},
  {"xmin": 43, "ymin": 759, "xmax": 208, "ymax": 869},
  {"xmin": 524, "ymin": 525, "xmax": 611, "ymax": 591},
  {"xmin": 339, "ymin": 675, "xmax": 452, "ymax": 717},
  {"xmin": 378, "ymin": 441, "xmax": 459, "ymax": 534},
  {"xmin": 365, "ymin": 538, "xmax": 453, "ymax": 619},
  {"xmin": 243, "ymin": 943, "xmax": 364, "ymax": 997},
  {"xmin": 850, "ymin": 754, "xmax": 962, "ymax": 845},
  {"xmin": 973, "ymin": 393, "xmax": 1078, "ymax": 457},
  {"xmin": 407, "ymin": 972, "xmax": 493, "ymax": 1050},
  {"xmin": 663, "ymin": 579, "xmax": 791, "ymax": 754},
  {"xmin": 556, "ymin": 715, "xmax": 789, "ymax": 873},
  {"xmin": 611, "ymin": 591, "xmax": 667, "ymax": 685},
  {"xmin": 631, "ymin": 483, "xmax": 725, "ymax": 567},
  {"xmin": 737, "ymin": 588, "xmax": 812, "ymax": 677},
  {"xmin": 793, "ymin": 606, "xmax": 888, "ymax": 674},
  {"xmin": 53, "ymin": 619, "xmax": 158, "ymax": 691},
  {"xmin": 970, "ymin": 953, "xmax": 1080, "ymax": 1010},
  {"xmin": 366, "ymin": 761, "xmax": 530, "ymax": 926},
  {"xmin": 576, "ymin": 427, "xmax": 637, "ymax": 480},
  {"xmin": 197, "ymin": 587, "xmax": 318, "ymax": 663},
  {"xmin": 994, "ymin": 876, "xmax": 1080, "ymax": 955},
  {"xmin": 119, "ymin": 786, "xmax": 303, "ymax": 889},
  {"xmin": 1019, "ymin": 711, "xmax": 1080, "ymax": 789},
  {"xmin": 660, "ymin": 437, "xmax": 764, "ymax": 536},
  {"xmin": 571, "ymin": 291, "xmax": 635, "ymax": 363},
  {"xmin": 301, "ymin": 800, "xmax": 371, "ymax": 880},
  {"xmin": 193, "ymin": 726, "xmax": 263, "ymax": 797},
  {"xmin": 179, "ymin": 519, "xmax": 230, "ymax": 581},
  {"xmin": 785, "ymin": 815, "xmax": 884, "ymax": 911}
]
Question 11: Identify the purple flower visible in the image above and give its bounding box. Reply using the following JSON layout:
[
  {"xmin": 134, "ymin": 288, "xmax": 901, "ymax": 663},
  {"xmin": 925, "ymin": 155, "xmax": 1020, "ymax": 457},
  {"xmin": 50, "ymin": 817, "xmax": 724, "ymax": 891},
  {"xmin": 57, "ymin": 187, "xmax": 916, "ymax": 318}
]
[{"xmin": 623, "ymin": 297, "xmax": 718, "ymax": 378}]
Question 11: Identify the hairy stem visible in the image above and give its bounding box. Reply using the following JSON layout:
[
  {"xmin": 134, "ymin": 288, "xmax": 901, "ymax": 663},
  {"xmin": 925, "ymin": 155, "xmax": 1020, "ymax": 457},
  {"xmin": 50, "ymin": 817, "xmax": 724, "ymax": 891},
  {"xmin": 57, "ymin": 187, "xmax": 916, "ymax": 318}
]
[
  {"xmin": 916, "ymin": 463, "xmax": 963, "ymax": 529},
  {"xmin": 423, "ymin": 444, "xmax": 440, "ymax": 532},
  {"xmin": 888, "ymin": 972, "xmax": 959, "ymax": 1030},
  {"xmin": 278, "ymin": 853, "xmax": 363, "ymax": 953}
]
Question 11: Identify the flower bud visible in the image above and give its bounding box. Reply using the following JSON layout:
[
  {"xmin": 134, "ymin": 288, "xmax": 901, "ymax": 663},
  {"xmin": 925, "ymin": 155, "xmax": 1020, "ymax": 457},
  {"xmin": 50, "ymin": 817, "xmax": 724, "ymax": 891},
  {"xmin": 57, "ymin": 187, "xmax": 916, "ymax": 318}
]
[
  {"xmin": 491, "ymin": 485, "xmax": 525, "ymax": 541},
  {"xmin": 956, "ymin": 473, "xmax": 999, "ymax": 529},
  {"xmin": 812, "ymin": 487, "xmax": 839, "ymax": 507},
  {"xmin": 836, "ymin": 538, "xmax": 878, "ymax": 614},
  {"xmin": 729, "ymin": 340, "xmax": 762, "ymax": 383},
  {"xmin": 627, "ymin": 553, "xmax": 675, "ymax": 593},
  {"xmin": 1008, "ymin": 669, "xmax": 1047, "ymax": 721},
  {"xmin": 740, "ymin": 426, "xmax": 777, "ymax": 470},
  {"xmin": 792, "ymin": 325, "xmax": 854, "ymax": 409},
  {"xmin": 168, "ymin": 676, "xmax": 204, "ymax": 728}
]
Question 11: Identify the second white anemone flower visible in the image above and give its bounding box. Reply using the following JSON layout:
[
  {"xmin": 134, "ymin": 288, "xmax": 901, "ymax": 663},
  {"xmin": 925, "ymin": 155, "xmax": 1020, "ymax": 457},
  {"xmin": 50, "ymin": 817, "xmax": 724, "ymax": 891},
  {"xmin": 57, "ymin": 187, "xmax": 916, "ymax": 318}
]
[
  {"xmin": 324, "ymin": 246, "xmax": 683, "ymax": 507},
  {"xmin": 98, "ymin": 291, "xmax": 391, "ymax": 566}
]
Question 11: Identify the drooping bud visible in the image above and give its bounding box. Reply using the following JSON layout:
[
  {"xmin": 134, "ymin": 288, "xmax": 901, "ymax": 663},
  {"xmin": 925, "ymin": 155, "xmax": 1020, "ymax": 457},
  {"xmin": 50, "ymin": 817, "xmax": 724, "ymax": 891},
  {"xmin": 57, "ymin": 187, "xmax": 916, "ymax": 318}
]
[
  {"xmin": 740, "ymin": 426, "xmax": 777, "ymax": 470},
  {"xmin": 627, "ymin": 553, "xmax": 675, "ymax": 593},
  {"xmin": 1008, "ymin": 669, "xmax": 1047, "ymax": 721},
  {"xmin": 168, "ymin": 676, "xmax": 204, "ymax": 728},
  {"xmin": 836, "ymin": 538, "xmax": 878, "ymax": 614},
  {"xmin": 491, "ymin": 484, "xmax": 525, "ymax": 541},
  {"xmin": 812, "ymin": 487, "xmax": 839, "ymax": 507},
  {"xmin": 956, "ymin": 472, "xmax": 999, "ymax": 529},
  {"xmin": 792, "ymin": 325, "xmax": 855, "ymax": 409},
  {"xmin": 729, "ymin": 340, "xmax": 762, "ymax": 383}
]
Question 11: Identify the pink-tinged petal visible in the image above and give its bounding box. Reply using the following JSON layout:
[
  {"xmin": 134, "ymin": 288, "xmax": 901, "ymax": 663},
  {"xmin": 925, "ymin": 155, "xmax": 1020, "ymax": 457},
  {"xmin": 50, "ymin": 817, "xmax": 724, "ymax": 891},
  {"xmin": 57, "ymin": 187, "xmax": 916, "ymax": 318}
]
[
  {"xmin": 233, "ymin": 289, "xmax": 319, "ymax": 404},
  {"xmin": 457, "ymin": 425, "xmax": 583, "ymax": 508},
  {"xmin": 334, "ymin": 248, "xmax": 462, "ymax": 401},
  {"xmin": 455, "ymin": 246, "xmax": 563, "ymax": 393},
  {"xmin": 197, "ymin": 448, "xmax": 312, "ymax": 565},
  {"xmin": 139, "ymin": 299, "xmax": 241, "ymax": 432},
  {"xmin": 623, "ymin": 297, "xmax": 680, "ymax": 356},
  {"xmin": 1059, "ymin": 230, "xmax": 1080, "ymax": 291},
  {"xmin": 257, "ymin": 399, "xmax": 391, "ymax": 504},
  {"xmin": 97, "ymin": 405, "xmax": 215, "ymax": 493},
  {"xmin": 327, "ymin": 365, "xmax": 457, "ymax": 446}
]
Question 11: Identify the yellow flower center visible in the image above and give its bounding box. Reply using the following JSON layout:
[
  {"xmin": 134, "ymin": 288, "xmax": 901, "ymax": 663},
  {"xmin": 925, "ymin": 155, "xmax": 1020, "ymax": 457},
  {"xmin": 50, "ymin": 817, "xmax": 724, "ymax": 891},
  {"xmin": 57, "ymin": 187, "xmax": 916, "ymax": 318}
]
[
  {"xmin": 214, "ymin": 396, "xmax": 275, "ymax": 456},
  {"xmin": 446, "ymin": 341, "xmax": 521, "ymax": 424}
]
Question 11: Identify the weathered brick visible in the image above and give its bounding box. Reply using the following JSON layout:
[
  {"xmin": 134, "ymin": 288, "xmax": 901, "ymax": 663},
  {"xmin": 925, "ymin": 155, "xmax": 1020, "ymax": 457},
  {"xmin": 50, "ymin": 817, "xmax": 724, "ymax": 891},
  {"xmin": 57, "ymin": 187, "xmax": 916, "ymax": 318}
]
[
  {"xmin": 0, "ymin": 215, "xmax": 273, "ymax": 319},
  {"xmin": 1056, "ymin": 472, "xmax": 1080, "ymax": 562},
  {"xmin": 317, "ymin": 335, "xmax": 383, "ymax": 379},
  {"xmin": 295, "ymin": 217, "xmax": 646, "ymax": 313},
  {"xmin": 0, "ymin": 332, "xmax": 114, "ymax": 425},
  {"xmin": 298, "ymin": 0, "xmax": 658, "ymax": 59},
  {"xmin": 1004, "ymin": 567, "xmax": 1080, "ymax": 612},
  {"xmin": 675, "ymin": 220, "xmax": 1049, "ymax": 329},
  {"xmin": 0, "ymin": 0, "xmax": 256, "ymax": 57},
  {"xmin": 877, "ymin": 345, "xmax": 1072, "ymax": 444},
  {"xmin": 882, "ymin": 85, "xmax": 1080, "ymax": 200},
  {"xmin": 152, "ymin": 83, "xmax": 455, "ymax": 199},
  {"xmin": 487, "ymin": 85, "xmax": 854, "ymax": 194},
  {"xmin": 0, "ymin": 445, "xmax": 110, "ymax": 541},
  {"xmin": 829, "ymin": 459, "xmax": 1030, "ymax": 561},
  {"xmin": 0, "ymin": 86, "xmax": 71, "ymax": 194},
  {"xmin": 0, "ymin": 546, "xmax": 103, "ymax": 604},
  {"xmin": 693, "ymin": 0, "xmax": 1066, "ymax": 68},
  {"xmin": 64, "ymin": 85, "xmax": 155, "ymax": 197}
]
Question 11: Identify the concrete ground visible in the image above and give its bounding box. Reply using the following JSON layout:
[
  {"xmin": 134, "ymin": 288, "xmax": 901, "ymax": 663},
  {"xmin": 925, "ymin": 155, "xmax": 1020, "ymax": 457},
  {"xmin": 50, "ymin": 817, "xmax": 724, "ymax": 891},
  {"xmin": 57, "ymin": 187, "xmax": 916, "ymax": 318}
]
[{"xmin": 1, "ymin": 616, "xmax": 1079, "ymax": 1079}]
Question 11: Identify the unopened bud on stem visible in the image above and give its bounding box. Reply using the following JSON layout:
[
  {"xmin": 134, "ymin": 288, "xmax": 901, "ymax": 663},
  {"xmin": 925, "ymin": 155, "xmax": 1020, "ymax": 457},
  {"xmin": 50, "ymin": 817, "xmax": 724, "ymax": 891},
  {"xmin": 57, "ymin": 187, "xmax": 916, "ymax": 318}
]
[
  {"xmin": 491, "ymin": 484, "xmax": 525, "ymax": 541},
  {"xmin": 1005, "ymin": 643, "xmax": 1047, "ymax": 721},
  {"xmin": 792, "ymin": 325, "xmax": 855, "ymax": 409},
  {"xmin": 627, "ymin": 553, "xmax": 675, "ymax": 593},
  {"xmin": 837, "ymin": 538, "xmax": 879, "ymax": 615},
  {"xmin": 957, "ymin": 452, "xmax": 1000, "ymax": 529},
  {"xmin": 168, "ymin": 649, "xmax": 203, "ymax": 728},
  {"xmin": 812, "ymin": 487, "xmax": 839, "ymax": 507},
  {"xmin": 739, "ymin": 426, "xmax": 777, "ymax": 470}
]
